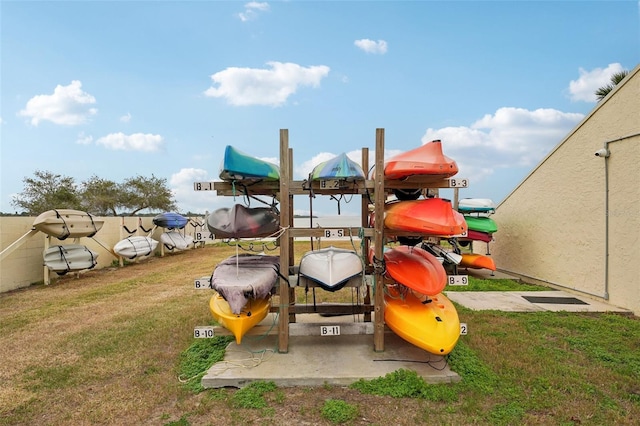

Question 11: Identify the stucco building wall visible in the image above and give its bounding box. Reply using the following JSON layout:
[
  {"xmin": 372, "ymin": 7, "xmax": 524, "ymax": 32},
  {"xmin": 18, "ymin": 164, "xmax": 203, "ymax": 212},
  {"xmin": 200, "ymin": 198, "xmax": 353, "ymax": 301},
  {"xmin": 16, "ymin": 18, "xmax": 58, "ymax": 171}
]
[{"xmin": 490, "ymin": 64, "xmax": 640, "ymax": 314}]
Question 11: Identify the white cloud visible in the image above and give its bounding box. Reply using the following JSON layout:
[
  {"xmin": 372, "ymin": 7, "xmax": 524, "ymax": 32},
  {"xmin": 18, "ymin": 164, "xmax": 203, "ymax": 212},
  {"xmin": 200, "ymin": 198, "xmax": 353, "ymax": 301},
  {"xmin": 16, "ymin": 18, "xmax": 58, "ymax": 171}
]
[
  {"xmin": 18, "ymin": 80, "xmax": 97, "ymax": 126},
  {"xmin": 237, "ymin": 1, "xmax": 270, "ymax": 22},
  {"xmin": 567, "ymin": 63, "xmax": 625, "ymax": 102},
  {"xmin": 95, "ymin": 132, "xmax": 164, "ymax": 152},
  {"xmin": 0, "ymin": 117, "xmax": 4, "ymax": 124},
  {"xmin": 354, "ymin": 39, "xmax": 388, "ymax": 54},
  {"xmin": 120, "ymin": 112, "xmax": 132, "ymax": 123},
  {"xmin": 76, "ymin": 131, "xmax": 93, "ymax": 145},
  {"xmin": 170, "ymin": 168, "xmax": 214, "ymax": 214},
  {"xmin": 204, "ymin": 61, "xmax": 330, "ymax": 107},
  {"xmin": 421, "ymin": 107, "xmax": 584, "ymax": 182}
]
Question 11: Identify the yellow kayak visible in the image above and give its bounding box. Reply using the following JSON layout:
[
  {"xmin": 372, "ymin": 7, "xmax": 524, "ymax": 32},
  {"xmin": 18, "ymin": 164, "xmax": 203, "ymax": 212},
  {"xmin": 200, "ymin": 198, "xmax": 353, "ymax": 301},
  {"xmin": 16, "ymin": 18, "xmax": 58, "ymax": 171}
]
[
  {"xmin": 384, "ymin": 288, "xmax": 460, "ymax": 355},
  {"xmin": 209, "ymin": 293, "xmax": 271, "ymax": 344}
]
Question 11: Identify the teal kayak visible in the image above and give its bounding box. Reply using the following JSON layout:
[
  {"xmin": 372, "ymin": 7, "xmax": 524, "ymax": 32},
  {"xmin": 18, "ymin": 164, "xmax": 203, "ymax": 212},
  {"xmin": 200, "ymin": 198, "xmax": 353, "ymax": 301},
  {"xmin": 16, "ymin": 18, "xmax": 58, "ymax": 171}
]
[
  {"xmin": 219, "ymin": 145, "xmax": 280, "ymax": 181},
  {"xmin": 464, "ymin": 216, "xmax": 498, "ymax": 233},
  {"xmin": 310, "ymin": 152, "xmax": 365, "ymax": 180}
]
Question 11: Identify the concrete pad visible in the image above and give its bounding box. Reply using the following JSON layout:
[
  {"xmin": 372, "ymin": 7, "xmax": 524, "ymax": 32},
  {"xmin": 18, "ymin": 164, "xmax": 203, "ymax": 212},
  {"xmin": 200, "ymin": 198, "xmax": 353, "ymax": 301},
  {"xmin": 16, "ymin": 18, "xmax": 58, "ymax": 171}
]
[
  {"xmin": 446, "ymin": 291, "xmax": 543, "ymax": 312},
  {"xmin": 202, "ymin": 315, "xmax": 460, "ymax": 389},
  {"xmin": 446, "ymin": 290, "xmax": 632, "ymax": 313}
]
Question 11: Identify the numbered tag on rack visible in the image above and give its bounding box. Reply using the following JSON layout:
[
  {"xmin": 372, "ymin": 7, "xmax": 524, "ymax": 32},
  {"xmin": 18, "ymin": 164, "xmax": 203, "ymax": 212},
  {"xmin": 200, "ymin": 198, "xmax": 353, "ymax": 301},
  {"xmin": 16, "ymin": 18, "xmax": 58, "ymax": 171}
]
[
  {"xmin": 323, "ymin": 229, "xmax": 345, "ymax": 238},
  {"xmin": 319, "ymin": 179, "xmax": 343, "ymax": 189},
  {"xmin": 447, "ymin": 178, "xmax": 469, "ymax": 188},
  {"xmin": 194, "ymin": 231, "xmax": 214, "ymax": 242},
  {"xmin": 320, "ymin": 325, "xmax": 341, "ymax": 336},
  {"xmin": 447, "ymin": 275, "xmax": 469, "ymax": 286},
  {"xmin": 194, "ymin": 277, "xmax": 212, "ymax": 289},
  {"xmin": 460, "ymin": 323, "xmax": 468, "ymax": 335},
  {"xmin": 194, "ymin": 326, "xmax": 215, "ymax": 338},
  {"xmin": 193, "ymin": 181, "xmax": 216, "ymax": 191}
]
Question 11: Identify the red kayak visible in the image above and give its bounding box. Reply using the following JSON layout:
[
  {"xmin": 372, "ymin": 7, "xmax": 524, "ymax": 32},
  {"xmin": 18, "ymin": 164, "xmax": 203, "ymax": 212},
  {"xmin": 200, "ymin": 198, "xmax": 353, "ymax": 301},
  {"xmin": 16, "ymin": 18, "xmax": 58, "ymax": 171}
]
[
  {"xmin": 464, "ymin": 229, "xmax": 493, "ymax": 243},
  {"xmin": 384, "ymin": 198, "xmax": 467, "ymax": 236},
  {"xmin": 369, "ymin": 245, "xmax": 447, "ymax": 296},
  {"xmin": 383, "ymin": 140, "xmax": 458, "ymax": 180}
]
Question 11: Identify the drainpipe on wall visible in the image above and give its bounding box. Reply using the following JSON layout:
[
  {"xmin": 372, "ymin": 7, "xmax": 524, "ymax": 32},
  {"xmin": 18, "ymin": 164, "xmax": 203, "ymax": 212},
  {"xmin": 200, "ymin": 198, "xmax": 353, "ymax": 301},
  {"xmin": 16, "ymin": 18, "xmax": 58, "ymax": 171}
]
[{"xmin": 599, "ymin": 132, "xmax": 640, "ymax": 301}]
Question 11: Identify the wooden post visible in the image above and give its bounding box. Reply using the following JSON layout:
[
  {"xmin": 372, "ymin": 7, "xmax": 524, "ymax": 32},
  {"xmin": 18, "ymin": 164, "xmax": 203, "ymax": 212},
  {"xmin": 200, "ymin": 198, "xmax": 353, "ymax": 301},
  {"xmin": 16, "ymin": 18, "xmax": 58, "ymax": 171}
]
[
  {"xmin": 44, "ymin": 235, "xmax": 51, "ymax": 285},
  {"xmin": 373, "ymin": 128, "xmax": 386, "ymax": 351},
  {"xmin": 278, "ymin": 129, "xmax": 291, "ymax": 353},
  {"xmin": 361, "ymin": 147, "xmax": 372, "ymax": 322}
]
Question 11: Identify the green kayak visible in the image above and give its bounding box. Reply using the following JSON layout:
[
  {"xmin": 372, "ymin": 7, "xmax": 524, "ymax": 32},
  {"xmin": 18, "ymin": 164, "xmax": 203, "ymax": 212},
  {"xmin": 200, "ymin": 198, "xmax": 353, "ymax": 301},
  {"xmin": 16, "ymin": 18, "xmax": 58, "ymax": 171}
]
[
  {"xmin": 219, "ymin": 145, "xmax": 280, "ymax": 181},
  {"xmin": 464, "ymin": 216, "xmax": 498, "ymax": 233}
]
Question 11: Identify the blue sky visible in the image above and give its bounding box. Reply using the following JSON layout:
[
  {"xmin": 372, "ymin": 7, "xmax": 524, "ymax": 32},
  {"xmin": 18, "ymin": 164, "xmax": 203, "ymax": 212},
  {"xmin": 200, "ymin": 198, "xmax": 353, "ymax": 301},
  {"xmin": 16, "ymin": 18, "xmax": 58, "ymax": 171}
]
[{"xmin": 1, "ymin": 1, "xmax": 639, "ymax": 216}]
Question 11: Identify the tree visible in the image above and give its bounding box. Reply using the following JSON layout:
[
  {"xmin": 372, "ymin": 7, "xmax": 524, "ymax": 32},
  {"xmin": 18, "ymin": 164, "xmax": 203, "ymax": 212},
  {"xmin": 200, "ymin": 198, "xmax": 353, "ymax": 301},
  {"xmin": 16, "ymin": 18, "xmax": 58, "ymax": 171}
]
[
  {"xmin": 595, "ymin": 70, "xmax": 629, "ymax": 101},
  {"xmin": 80, "ymin": 176, "xmax": 120, "ymax": 216},
  {"xmin": 120, "ymin": 174, "xmax": 177, "ymax": 215},
  {"xmin": 11, "ymin": 170, "xmax": 82, "ymax": 215},
  {"xmin": 12, "ymin": 171, "xmax": 178, "ymax": 215}
]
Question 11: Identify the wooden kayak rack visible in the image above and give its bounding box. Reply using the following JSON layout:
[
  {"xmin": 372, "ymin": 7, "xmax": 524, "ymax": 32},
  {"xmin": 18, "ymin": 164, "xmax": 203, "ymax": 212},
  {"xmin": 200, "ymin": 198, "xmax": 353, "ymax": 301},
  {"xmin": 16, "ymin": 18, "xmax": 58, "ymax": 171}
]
[{"xmin": 207, "ymin": 128, "xmax": 463, "ymax": 353}]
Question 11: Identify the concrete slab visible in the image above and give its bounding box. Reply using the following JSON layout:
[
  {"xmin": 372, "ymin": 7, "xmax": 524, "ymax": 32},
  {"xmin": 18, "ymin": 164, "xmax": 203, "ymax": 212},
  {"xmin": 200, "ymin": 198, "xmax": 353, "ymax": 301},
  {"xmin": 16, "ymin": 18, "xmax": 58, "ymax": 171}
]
[
  {"xmin": 445, "ymin": 290, "xmax": 632, "ymax": 313},
  {"xmin": 202, "ymin": 314, "xmax": 460, "ymax": 389},
  {"xmin": 201, "ymin": 281, "xmax": 632, "ymax": 389}
]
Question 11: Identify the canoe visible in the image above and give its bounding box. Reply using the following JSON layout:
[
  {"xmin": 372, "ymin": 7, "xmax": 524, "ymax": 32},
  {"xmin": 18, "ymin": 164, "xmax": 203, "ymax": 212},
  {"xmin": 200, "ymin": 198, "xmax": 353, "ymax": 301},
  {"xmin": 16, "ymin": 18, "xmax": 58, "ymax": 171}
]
[
  {"xmin": 207, "ymin": 204, "xmax": 280, "ymax": 239},
  {"xmin": 219, "ymin": 145, "xmax": 280, "ymax": 181},
  {"xmin": 383, "ymin": 140, "xmax": 458, "ymax": 180},
  {"xmin": 384, "ymin": 288, "xmax": 460, "ymax": 355},
  {"xmin": 464, "ymin": 216, "xmax": 498, "ymax": 234},
  {"xmin": 371, "ymin": 245, "xmax": 447, "ymax": 296},
  {"xmin": 160, "ymin": 231, "xmax": 193, "ymax": 250},
  {"xmin": 310, "ymin": 153, "xmax": 365, "ymax": 181},
  {"xmin": 298, "ymin": 246, "xmax": 363, "ymax": 292},
  {"xmin": 114, "ymin": 236, "xmax": 158, "ymax": 258},
  {"xmin": 43, "ymin": 244, "xmax": 99, "ymax": 275},
  {"xmin": 33, "ymin": 209, "xmax": 104, "ymax": 240},
  {"xmin": 152, "ymin": 212, "xmax": 188, "ymax": 230},
  {"xmin": 457, "ymin": 198, "xmax": 495, "ymax": 213},
  {"xmin": 459, "ymin": 253, "xmax": 496, "ymax": 271},
  {"xmin": 210, "ymin": 254, "xmax": 280, "ymax": 314},
  {"xmin": 209, "ymin": 293, "xmax": 271, "ymax": 345},
  {"xmin": 384, "ymin": 198, "xmax": 467, "ymax": 236}
]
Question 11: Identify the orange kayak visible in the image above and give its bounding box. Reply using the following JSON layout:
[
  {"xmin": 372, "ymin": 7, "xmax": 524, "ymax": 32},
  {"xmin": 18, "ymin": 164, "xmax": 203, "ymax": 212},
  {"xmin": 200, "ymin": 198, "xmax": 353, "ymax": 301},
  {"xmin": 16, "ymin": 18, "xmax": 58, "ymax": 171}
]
[
  {"xmin": 384, "ymin": 198, "xmax": 467, "ymax": 236},
  {"xmin": 459, "ymin": 253, "xmax": 496, "ymax": 271},
  {"xmin": 383, "ymin": 140, "xmax": 458, "ymax": 180},
  {"xmin": 370, "ymin": 245, "xmax": 447, "ymax": 296},
  {"xmin": 384, "ymin": 288, "xmax": 460, "ymax": 355}
]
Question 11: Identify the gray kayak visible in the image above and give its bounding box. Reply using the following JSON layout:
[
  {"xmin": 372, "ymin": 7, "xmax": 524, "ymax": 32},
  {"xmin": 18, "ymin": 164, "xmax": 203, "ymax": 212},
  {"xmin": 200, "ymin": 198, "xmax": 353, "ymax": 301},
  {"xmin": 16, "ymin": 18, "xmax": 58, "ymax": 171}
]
[{"xmin": 210, "ymin": 254, "xmax": 280, "ymax": 314}]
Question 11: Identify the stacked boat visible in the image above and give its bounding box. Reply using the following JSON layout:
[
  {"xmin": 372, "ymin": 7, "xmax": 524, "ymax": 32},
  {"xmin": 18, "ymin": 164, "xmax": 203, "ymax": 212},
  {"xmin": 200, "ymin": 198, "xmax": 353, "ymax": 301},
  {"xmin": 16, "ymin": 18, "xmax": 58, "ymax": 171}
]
[
  {"xmin": 456, "ymin": 198, "xmax": 498, "ymax": 271},
  {"xmin": 152, "ymin": 212, "xmax": 193, "ymax": 251},
  {"xmin": 33, "ymin": 209, "xmax": 103, "ymax": 275},
  {"xmin": 370, "ymin": 140, "xmax": 465, "ymax": 356},
  {"xmin": 205, "ymin": 146, "xmax": 283, "ymax": 344}
]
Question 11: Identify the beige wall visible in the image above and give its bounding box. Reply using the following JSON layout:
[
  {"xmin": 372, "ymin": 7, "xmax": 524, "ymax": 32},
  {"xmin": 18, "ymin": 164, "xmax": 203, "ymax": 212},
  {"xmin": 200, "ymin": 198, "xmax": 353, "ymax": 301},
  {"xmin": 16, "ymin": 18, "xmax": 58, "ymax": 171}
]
[
  {"xmin": 491, "ymin": 65, "xmax": 640, "ymax": 314},
  {"xmin": 0, "ymin": 215, "xmax": 208, "ymax": 293}
]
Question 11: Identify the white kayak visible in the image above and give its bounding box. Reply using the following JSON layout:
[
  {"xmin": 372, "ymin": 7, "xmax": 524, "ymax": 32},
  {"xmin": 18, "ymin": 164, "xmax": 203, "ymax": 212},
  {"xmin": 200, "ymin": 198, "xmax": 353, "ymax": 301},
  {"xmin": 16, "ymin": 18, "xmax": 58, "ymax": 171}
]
[
  {"xmin": 43, "ymin": 244, "xmax": 99, "ymax": 275},
  {"xmin": 33, "ymin": 209, "xmax": 104, "ymax": 240},
  {"xmin": 114, "ymin": 236, "xmax": 158, "ymax": 259},
  {"xmin": 160, "ymin": 231, "xmax": 193, "ymax": 250},
  {"xmin": 457, "ymin": 198, "xmax": 496, "ymax": 213},
  {"xmin": 298, "ymin": 246, "xmax": 363, "ymax": 292}
]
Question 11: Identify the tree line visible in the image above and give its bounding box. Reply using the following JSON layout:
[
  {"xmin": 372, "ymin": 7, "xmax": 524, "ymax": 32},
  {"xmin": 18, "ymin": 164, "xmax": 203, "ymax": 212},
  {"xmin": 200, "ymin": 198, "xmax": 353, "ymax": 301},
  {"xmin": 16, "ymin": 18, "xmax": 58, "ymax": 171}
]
[{"xmin": 10, "ymin": 170, "xmax": 177, "ymax": 216}]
